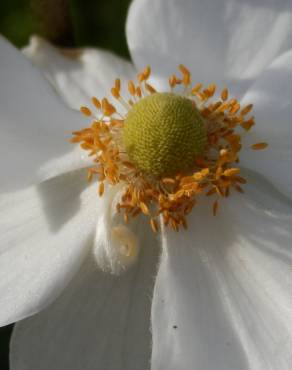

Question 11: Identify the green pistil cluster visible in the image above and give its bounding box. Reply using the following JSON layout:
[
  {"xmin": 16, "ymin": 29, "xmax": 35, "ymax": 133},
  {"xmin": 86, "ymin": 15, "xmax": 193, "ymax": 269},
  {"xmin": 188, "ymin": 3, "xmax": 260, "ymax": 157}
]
[{"xmin": 122, "ymin": 93, "xmax": 206, "ymax": 177}]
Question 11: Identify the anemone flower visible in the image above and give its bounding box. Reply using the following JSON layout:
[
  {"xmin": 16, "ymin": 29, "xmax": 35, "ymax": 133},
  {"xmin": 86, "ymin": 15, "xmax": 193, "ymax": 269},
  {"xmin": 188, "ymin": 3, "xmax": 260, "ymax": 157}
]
[{"xmin": 1, "ymin": 0, "xmax": 292, "ymax": 369}]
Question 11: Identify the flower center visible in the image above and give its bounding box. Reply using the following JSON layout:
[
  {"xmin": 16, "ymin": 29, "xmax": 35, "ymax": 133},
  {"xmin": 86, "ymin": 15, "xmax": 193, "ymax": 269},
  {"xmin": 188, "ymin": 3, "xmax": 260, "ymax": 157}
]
[
  {"xmin": 123, "ymin": 93, "xmax": 206, "ymax": 177},
  {"xmin": 72, "ymin": 65, "xmax": 268, "ymax": 233}
]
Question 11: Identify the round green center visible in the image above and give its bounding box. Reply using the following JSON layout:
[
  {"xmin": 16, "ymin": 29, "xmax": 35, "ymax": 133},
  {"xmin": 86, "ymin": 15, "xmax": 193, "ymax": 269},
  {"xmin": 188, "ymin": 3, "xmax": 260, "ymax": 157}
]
[{"xmin": 122, "ymin": 93, "xmax": 206, "ymax": 177}]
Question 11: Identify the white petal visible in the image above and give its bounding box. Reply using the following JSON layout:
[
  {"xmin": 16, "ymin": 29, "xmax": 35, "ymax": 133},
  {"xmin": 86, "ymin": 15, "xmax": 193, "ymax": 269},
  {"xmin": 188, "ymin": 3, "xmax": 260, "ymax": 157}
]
[
  {"xmin": 23, "ymin": 36, "xmax": 136, "ymax": 109},
  {"xmin": 0, "ymin": 36, "xmax": 84, "ymax": 192},
  {"xmin": 127, "ymin": 0, "xmax": 292, "ymax": 90},
  {"xmin": 10, "ymin": 228, "xmax": 159, "ymax": 370},
  {"xmin": 151, "ymin": 179, "xmax": 292, "ymax": 370},
  {"xmin": 240, "ymin": 49, "xmax": 292, "ymax": 200},
  {"xmin": 0, "ymin": 169, "xmax": 99, "ymax": 326},
  {"xmin": 94, "ymin": 186, "xmax": 143, "ymax": 275},
  {"xmin": 37, "ymin": 146, "xmax": 93, "ymax": 182}
]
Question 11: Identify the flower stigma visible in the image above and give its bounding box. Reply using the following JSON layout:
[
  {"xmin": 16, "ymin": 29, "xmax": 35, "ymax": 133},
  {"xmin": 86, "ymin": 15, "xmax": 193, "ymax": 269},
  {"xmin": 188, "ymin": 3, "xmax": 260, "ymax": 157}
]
[
  {"xmin": 123, "ymin": 93, "xmax": 206, "ymax": 177},
  {"xmin": 71, "ymin": 65, "xmax": 267, "ymax": 233}
]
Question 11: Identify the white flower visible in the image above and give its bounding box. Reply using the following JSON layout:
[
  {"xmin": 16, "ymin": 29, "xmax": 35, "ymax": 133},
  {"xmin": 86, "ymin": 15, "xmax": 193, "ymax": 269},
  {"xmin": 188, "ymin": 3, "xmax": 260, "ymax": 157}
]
[{"xmin": 1, "ymin": 0, "xmax": 292, "ymax": 369}]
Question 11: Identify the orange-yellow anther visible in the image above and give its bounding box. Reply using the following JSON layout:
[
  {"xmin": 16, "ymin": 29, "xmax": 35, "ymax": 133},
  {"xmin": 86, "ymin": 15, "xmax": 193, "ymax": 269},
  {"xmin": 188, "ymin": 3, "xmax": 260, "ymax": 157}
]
[
  {"xmin": 143, "ymin": 66, "xmax": 151, "ymax": 80},
  {"xmin": 98, "ymin": 182, "xmax": 105, "ymax": 196},
  {"xmin": 230, "ymin": 103, "xmax": 241, "ymax": 114},
  {"xmin": 111, "ymin": 79, "xmax": 121, "ymax": 99},
  {"xmin": 241, "ymin": 117, "xmax": 255, "ymax": 131},
  {"xmin": 136, "ymin": 86, "xmax": 142, "ymax": 98},
  {"xmin": 92, "ymin": 97, "xmax": 101, "ymax": 110},
  {"xmin": 145, "ymin": 83, "xmax": 156, "ymax": 94},
  {"xmin": 207, "ymin": 83, "xmax": 216, "ymax": 97},
  {"xmin": 223, "ymin": 168, "xmax": 240, "ymax": 177},
  {"xmin": 140, "ymin": 202, "xmax": 150, "ymax": 215},
  {"xmin": 241, "ymin": 104, "xmax": 253, "ymax": 116},
  {"xmin": 179, "ymin": 64, "xmax": 191, "ymax": 85},
  {"xmin": 111, "ymin": 87, "xmax": 120, "ymax": 99},
  {"xmin": 191, "ymin": 83, "xmax": 202, "ymax": 94},
  {"xmin": 169, "ymin": 74, "xmax": 181, "ymax": 88},
  {"xmin": 80, "ymin": 106, "xmax": 92, "ymax": 116},
  {"xmin": 115, "ymin": 78, "xmax": 121, "ymax": 90},
  {"xmin": 128, "ymin": 81, "xmax": 136, "ymax": 96},
  {"xmin": 150, "ymin": 218, "xmax": 159, "ymax": 233},
  {"xmin": 221, "ymin": 88, "xmax": 229, "ymax": 101},
  {"xmin": 137, "ymin": 66, "xmax": 151, "ymax": 82},
  {"xmin": 169, "ymin": 75, "xmax": 176, "ymax": 88},
  {"xmin": 251, "ymin": 142, "xmax": 268, "ymax": 150},
  {"xmin": 102, "ymin": 98, "xmax": 116, "ymax": 116}
]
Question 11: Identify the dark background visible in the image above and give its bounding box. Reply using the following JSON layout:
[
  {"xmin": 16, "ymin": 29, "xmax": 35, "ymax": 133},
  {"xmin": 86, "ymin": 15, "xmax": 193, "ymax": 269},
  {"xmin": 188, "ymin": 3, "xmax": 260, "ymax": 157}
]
[{"xmin": 0, "ymin": 0, "xmax": 132, "ymax": 368}]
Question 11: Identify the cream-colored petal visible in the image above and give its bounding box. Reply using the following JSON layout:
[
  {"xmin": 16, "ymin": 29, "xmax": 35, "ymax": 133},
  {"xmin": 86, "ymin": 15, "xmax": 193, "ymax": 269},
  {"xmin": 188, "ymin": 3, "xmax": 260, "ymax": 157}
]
[
  {"xmin": 37, "ymin": 146, "xmax": 93, "ymax": 183},
  {"xmin": 10, "ymin": 226, "xmax": 159, "ymax": 370},
  {"xmin": 240, "ymin": 49, "xmax": 292, "ymax": 200},
  {"xmin": 0, "ymin": 36, "xmax": 83, "ymax": 192},
  {"xmin": 0, "ymin": 169, "xmax": 99, "ymax": 326},
  {"xmin": 23, "ymin": 36, "xmax": 136, "ymax": 109},
  {"xmin": 151, "ymin": 176, "xmax": 292, "ymax": 370},
  {"xmin": 127, "ymin": 0, "xmax": 292, "ymax": 93}
]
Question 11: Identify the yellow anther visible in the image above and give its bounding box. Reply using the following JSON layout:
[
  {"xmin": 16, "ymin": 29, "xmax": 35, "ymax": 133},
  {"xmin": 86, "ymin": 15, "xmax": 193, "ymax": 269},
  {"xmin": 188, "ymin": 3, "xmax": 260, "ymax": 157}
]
[
  {"xmin": 80, "ymin": 106, "xmax": 92, "ymax": 117},
  {"xmin": 136, "ymin": 86, "xmax": 142, "ymax": 98},
  {"xmin": 230, "ymin": 103, "xmax": 241, "ymax": 114},
  {"xmin": 191, "ymin": 83, "xmax": 202, "ymax": 94},
  {"xmin": 169, "ymin": 75, "xmax": 176, "ymax": 88},
  {"xmin": 241, "ymin": 117, "xmax": 255, "ymax": 131},
  {"xmin": 137, "ymin": 66, "xmax": 151, "ymax": 82},
  {"xmin": 251, "ymin": 142, "xmax": 268, "ymax": 150},
  {"xmin": 143, "ymin": 66, "xmax": 151, "ymax": 79},
  {"xmin": 128, "ymin": 81, "xmax": 136, "ymax": 96},
  {"xmin": 223, "ymin": 168, "xmax": 240, "ymax": 177},
  {"xmin": 221, "ymin": 88, "xmax": 229, "ymax": 101},
  {"xmin": 115, "ymin": 78, "xmax": 121, "ymax": 90},
  {"xmin": 102, "ymin": 98, "xmax": 116, "ymax": 116},
  {"xmin": 91, "ymin": 97, "xmax": 101, "ymax": 110},
  {"xmin": 207, "ymin": 83, "xmax": 216, "ymax": 97},
  {"xmin": 145, "ymin": 83, "xmax": 157, "ymax": 94},
  {"xmin": 140, "ymin": 202, "xmax": 150, "ymax": 215},
  {"xmin": 179, "ymin": 64, "xmax": 191, "ymax": 85},
  {"xmin": 98, "ymin": 182, "xmax": 105, "ymax": 196},
  {"xmin": 150, "ymin": 218, "xmax": 159, "ymax": 233},
  {"xmin": 241, "ymin": 104, "xmax": 253, "ymax": 116}
]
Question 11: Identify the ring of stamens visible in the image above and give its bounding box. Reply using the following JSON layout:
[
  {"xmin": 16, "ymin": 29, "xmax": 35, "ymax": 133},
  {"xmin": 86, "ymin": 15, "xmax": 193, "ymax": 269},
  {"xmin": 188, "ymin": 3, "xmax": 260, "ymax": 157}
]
[{"xmin": 72, "ymin": 65, "xmax": 267, "ymax": 233}]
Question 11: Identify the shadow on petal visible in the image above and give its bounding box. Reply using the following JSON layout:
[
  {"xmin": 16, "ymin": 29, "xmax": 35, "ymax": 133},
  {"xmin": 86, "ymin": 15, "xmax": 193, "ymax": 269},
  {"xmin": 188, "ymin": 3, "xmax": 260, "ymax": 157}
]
[{"xmin": 37, "ymin": 168, "xmax": 89, "ymax": 232}]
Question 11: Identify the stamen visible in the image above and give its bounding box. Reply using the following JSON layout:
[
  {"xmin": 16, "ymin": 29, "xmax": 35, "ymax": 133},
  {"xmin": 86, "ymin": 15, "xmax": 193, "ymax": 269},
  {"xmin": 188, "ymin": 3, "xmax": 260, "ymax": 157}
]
[
  {"xmin": 128, "ymin": 81, "xmax": 136, "ymax": 96},
  {"xmin": 251, "ymin": 142, "xmax": 268, "ymax": 150},
  {"xmin": 144, "ymin": 83, "xmax": 157, "ymax": 94},
  {"xmin": 221, "ymin": 88, "xmax": 229, "ymax": 101},
  {"xmin": 80, "ymin": 106, "xmax": 92, "ymax": 117},
  {"xmin": 241, "ymin": 104, "xmax": 253, "ymax": 116},
  {"xmin": 137, "ymin": 66, "xmax": 151, "ymax": 82},
  {"xmin": 179, "ymin": 64, "xmax": 191, "ymax": 86},
  {"xmin": 91, "ymin": 97, "xmax": 101, "ymax": 110},
  {"xmin": 102, "ymin": 98, "xmax": 116, "ymax": 116},
  {"xmin": 191, "ymin": 83, "xmax": 203, "ymax": 95},
  {"xmin": 150, "ymin": 218, "xmax": 159, "ymax": 233},
  {"xmin": 98, "ymin": 182, "xmax": 105, "ymax": 197}
]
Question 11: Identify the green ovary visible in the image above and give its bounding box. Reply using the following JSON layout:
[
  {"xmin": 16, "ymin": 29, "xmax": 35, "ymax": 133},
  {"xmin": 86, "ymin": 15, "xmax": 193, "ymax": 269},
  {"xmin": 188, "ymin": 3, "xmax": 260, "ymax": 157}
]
[{"xmin": 122, "ymin": 93, "xmax": 206, "ymax": 178}]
